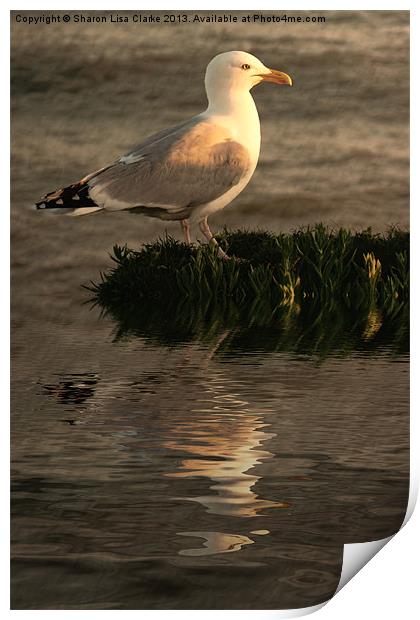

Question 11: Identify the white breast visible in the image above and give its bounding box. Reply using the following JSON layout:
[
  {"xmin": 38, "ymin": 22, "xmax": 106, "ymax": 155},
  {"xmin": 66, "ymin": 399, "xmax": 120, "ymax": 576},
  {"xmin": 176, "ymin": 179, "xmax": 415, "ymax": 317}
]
[{"xmin": 192, "ymin": 93, "xmax": 261, "ymax": 222}]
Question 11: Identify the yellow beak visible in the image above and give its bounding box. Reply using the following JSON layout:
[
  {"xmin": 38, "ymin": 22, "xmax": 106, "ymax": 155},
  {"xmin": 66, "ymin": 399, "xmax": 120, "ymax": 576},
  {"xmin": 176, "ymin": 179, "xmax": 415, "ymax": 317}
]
[{"xmin": 258, "ymin": 69, "xmax": 293, "ymax": 86}]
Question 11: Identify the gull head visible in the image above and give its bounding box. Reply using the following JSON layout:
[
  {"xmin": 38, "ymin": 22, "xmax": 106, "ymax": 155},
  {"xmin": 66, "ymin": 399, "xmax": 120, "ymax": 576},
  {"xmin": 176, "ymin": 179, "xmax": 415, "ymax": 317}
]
[{"xmin": 205, "ymin": 51, "xmax": 293, "ymax": 96}]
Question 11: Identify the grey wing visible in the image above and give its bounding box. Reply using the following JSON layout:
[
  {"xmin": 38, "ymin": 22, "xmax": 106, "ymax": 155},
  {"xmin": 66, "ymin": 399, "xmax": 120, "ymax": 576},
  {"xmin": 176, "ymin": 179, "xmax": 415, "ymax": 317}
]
[{"xmin": 87, "ymin": 118, "xmax": 251, "ymax": 219}]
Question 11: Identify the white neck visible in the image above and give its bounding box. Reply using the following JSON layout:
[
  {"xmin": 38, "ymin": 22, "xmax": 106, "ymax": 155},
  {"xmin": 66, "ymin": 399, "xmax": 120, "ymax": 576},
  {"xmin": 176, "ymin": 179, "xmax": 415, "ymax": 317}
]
[
  {"xmin": 203, "ymin": 84, "xmax": 261, "ymax": 165},
  {"xmin": 205, "ymin": 83, "xmax": 257, "ymax": 117}
]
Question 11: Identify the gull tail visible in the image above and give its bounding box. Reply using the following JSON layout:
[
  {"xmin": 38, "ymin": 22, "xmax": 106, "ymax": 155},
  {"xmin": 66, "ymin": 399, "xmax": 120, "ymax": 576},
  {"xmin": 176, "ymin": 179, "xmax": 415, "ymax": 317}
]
[{"xmin": 35, "ymin": 179, "xmax": 103, "ymax": 216}]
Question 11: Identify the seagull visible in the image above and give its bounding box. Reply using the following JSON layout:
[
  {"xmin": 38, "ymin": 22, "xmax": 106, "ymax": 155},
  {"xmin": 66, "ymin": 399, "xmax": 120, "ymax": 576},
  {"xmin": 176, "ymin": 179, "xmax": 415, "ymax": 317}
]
[{"xmin": 36, "ymin": 50, "xmax": 292, "ymax": 259}]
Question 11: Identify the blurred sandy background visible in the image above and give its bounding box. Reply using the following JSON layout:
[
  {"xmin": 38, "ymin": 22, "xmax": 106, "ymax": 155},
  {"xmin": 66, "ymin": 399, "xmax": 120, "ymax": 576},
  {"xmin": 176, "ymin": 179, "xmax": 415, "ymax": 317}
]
[{"xmin": 12, "ymin": 10, "xmax": 409, "ymax": 225}]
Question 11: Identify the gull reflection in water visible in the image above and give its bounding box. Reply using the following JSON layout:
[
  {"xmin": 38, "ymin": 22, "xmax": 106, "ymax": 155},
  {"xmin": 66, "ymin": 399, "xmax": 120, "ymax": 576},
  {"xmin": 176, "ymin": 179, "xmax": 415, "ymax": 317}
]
[
  {"xmin": 163, "ymin": 372, "xmax": 289, "ymax": 556},
  {"xmin": 178, "ymin": 531, "xmax": 255, "ymax": 556}
]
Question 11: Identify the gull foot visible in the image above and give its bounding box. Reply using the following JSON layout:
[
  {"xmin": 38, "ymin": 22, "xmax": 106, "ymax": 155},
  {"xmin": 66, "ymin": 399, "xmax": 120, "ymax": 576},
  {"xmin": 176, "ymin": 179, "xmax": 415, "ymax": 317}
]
[{"xmin": 217, "ymin": 248, "xmax": 231, "ymax": 261}]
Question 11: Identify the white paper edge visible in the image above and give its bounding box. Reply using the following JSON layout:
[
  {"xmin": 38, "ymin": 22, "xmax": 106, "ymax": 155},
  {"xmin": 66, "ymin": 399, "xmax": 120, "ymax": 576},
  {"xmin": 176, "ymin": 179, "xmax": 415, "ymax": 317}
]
[
  {"xmin": 334, "ymin": 464, "xmax": 418, "ymax": 597},
  {"xmin": 262, "ymin": 433, "xmax": 419, "ymax": 615},
  {"xmin": 335, "ymin": 536, "xmax": 393, "ymax": 593},
  {"xmin": 4, "ymin": 5, "xmax": 416, "ymax": 620}
]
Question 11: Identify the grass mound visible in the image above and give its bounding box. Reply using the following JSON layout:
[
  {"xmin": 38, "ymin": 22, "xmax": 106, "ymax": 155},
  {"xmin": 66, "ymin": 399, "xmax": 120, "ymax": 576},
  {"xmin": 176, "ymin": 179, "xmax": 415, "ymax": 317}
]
[
  {"xmin": 89, "ymin": 225, "xmax": 409, "ymax": 312},
  {"xmin": 87, "ymin": 226, "xmax": 409, "ymax": 353}
]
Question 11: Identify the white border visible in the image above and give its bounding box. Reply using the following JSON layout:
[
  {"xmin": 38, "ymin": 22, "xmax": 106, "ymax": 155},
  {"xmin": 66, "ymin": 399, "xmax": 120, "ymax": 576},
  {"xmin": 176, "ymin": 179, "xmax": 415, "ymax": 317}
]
[{"xmin": 4, "ymin": 2, "xmax": 418, "ymax": 618}]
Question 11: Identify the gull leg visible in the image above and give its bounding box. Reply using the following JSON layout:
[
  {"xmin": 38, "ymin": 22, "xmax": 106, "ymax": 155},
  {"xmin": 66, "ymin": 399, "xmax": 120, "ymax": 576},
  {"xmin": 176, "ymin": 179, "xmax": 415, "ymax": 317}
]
[
  {"xmin": 181, "ymin": 219, "xmax": 191, "ymax": 245},
  {"xmin": 199, "ymin": 217, "xmax": 229, "ymax": 260}
]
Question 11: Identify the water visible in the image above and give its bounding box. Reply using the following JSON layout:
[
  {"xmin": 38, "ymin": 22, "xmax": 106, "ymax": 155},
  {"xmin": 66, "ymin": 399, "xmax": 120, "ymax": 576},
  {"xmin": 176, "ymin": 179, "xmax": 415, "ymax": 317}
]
[
  {"xmin": 11, "ymin": 304, "xmax": 409, "ymax": 609},
  {"xmin": 11, "ymin": 9, "xmax": 409, "ymax": 610}
]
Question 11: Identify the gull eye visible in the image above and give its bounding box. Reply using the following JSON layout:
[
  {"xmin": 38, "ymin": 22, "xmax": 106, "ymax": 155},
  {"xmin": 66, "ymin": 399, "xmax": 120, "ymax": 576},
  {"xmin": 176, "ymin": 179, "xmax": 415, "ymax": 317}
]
[{"xmin": 241, "ymin": 63, "xmax": 251, "ymax": 70}]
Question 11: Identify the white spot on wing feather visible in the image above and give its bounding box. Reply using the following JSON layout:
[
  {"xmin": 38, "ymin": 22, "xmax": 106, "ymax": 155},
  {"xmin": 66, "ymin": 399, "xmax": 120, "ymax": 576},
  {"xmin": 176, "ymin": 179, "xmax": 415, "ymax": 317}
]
[{"xmin": 119, "ymin": 153, "xmax": 146, "ymax": 165}]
